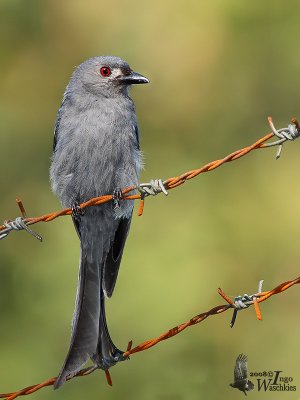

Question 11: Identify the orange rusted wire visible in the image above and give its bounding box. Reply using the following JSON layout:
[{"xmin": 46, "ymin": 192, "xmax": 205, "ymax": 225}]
[
  {"xmin": 217, "ymin": 287, "xmax": 234, "ymax": 305},
  {"xmin": 1, "ymin": 276, "xmax": 298, "ymax": 400},
  {"xmin": 2, "ymin": 115, "xmax": 300, "ymax": 236},
  {"xmin": 1, "ymin": 118, "xmax": 299, "ymax": 398},
  {"xmin": 253, "ymin": 297, "xmax": 262, "ymax": 320},
  {"xmin": 0, "ymin": 130, "xmax": 275, "ymax": 236}
]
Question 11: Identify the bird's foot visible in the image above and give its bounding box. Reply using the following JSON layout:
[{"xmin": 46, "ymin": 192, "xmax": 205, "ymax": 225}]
[
  {"xmin": 72, "ymin": 201, "xmax": 85, "ymax": 217},
  {"xmin": 112, "ymin": 188, "xmax": 124, "ymax": 210},
  {"xmin": 104, "ymin": 349, "xmax": 128, "ymax": 366},
  {"xmin": 92, "ymin": 348, "xmax": 127, "ymax": 373}
]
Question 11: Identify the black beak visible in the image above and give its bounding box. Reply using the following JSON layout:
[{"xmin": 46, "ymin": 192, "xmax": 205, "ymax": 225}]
[{"xmin": 119, "ymin": 71, "xmax": 149, "ymax": 85}]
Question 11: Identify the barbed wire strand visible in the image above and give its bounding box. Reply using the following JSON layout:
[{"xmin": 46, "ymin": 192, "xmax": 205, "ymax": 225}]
[
  {"xmin": 1, "ymin": 276, "xmax": 299, "ymax": 400},
  {"xmin": 1, "ymin": 117, "xmax": 299, "ymax": 239},
  {"xmin": 1, "ymin": 118, "xmax": 299, "ymax": 397}
]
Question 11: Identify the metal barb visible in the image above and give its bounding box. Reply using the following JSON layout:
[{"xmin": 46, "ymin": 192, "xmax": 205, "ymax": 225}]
[
  {"xmin": 258, "ymin": 279, "xmax": 264, "ymax": 293},
  {"xmin": 230, "ymin": 279, "xmax": 264, "ymax": 328},
  {"xmin": 16, "ymin": 198, "xmax": 28, "ymax": 218},
  {"xmin": 0, "ymin": 217, "xmax": 42, "ymax": 242},
  {"xmin": 230, "ymin": 309, "xmax": 238, "ymax": 328},
  {"xmin": 262, "ymin": 117, "xmax": 300, "ymax": 159},
  {"xmin": 0, "ymin": 276, "xmax": 298, "ymax": 399}
]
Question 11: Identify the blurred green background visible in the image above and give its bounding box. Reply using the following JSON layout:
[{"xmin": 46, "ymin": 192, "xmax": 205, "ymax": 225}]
[{"xmin": 1, "ymin": 1, "xmax": 299, "ymax": 399}]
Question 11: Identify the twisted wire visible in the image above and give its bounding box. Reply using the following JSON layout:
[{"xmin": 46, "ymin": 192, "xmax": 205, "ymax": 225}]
[
  {"xmin": 1, "ymin": 117, "xmax": 299, "ymax": 398},
  {"xmin": 0, "ymin": 276, "xmax": 298, "ymax": 400},
  {"xmin": 1, "ymin": 117, "xmax": 299, "ymax": 238}
]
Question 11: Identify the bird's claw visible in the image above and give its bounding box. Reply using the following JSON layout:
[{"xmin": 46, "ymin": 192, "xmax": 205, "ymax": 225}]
[
  {"xmin": 112, "ymin": 188, "xmax": 124, "ymax": 210},
  {"xmin": 72, "ymin": 201, "xmax": 84, "ymax": 217}
]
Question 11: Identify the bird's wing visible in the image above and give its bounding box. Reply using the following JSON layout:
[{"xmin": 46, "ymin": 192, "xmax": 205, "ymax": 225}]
[
  {"xmin": 53, "ymin": 94, "xmax": 70, "ymax": 152},
  {"xmin": 53, "ymin": 113, "xmax": 61, "ymax": 152},
  {"xmin": 53, "ymin": 103, "xmax": 64, "ymax": 152},
  {"xmin": 102, "ymin": 215, "xmax": 132, "ymax": 298},
  {"xmin": 134, "ymin": 124, "xmax": 140, "ymax": 150},
  {"xmin": 234, "ymin": 354, "xmax": 249, "ymax": 382}
]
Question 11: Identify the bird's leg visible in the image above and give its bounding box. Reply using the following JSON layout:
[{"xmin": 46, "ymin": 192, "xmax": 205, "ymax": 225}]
[
  {"xmin": 112, "ymin": 188, "xmax": 124, "ymax": 210},
  {"xmin": 72, "ymin": 201, "xmax": 85, "ymax": 217}
]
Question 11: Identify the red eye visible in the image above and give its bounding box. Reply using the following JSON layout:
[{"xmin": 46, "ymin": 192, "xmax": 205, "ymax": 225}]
[{"xmin": 100, "ymin": 66, "xmax": 111, "ymax": 77}]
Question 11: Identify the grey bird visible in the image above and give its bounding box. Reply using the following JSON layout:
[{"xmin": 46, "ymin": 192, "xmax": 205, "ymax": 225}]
[
  {"xmin": 230, "ymin": 354, "xmax": 254, "ymax": 396},
  {"xmin": 50, "ymin": 56, "xmax": 149, "ymax": 388}
]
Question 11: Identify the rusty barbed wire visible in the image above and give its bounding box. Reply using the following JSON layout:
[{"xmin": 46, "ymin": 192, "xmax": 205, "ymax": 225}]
[
  {"xmin": 1, "ymin": 116, "xmax": 299, "ymax": 239},
  {"xmin": 1, "ymin": 276, "xmax": 298, "ymax": 400},
  {"xmin": 1, "ymin": 117, "xmax": 299, "ymax": 397}
]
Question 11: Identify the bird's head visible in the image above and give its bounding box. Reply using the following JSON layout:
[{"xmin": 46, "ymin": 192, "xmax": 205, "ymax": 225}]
[{"xmin": 68, "ymin": 56, "xmax": 149, "ymax": 98}]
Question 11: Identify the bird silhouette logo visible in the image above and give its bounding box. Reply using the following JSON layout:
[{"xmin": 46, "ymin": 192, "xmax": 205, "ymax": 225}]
[{"xmin": 230, "ymin": 354, "xmax": 254, "ymax": 395}]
